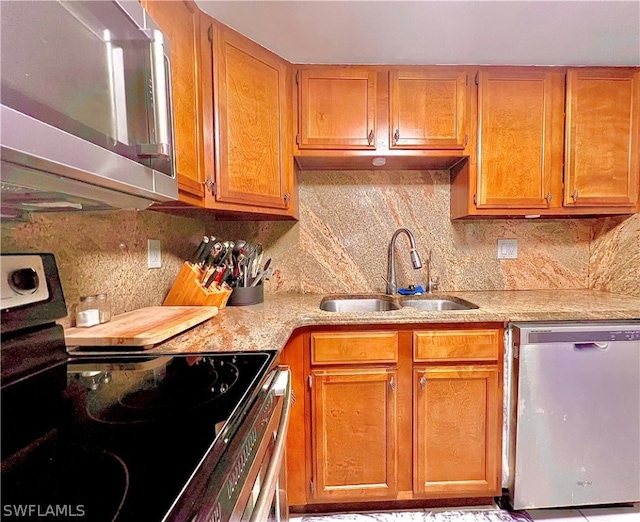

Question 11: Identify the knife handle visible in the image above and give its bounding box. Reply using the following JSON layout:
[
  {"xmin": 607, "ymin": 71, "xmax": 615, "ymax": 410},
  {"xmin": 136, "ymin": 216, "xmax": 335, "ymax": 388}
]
[{"xmin": 189, "ymin": 236, "xmax": 209, "ymax": 264}]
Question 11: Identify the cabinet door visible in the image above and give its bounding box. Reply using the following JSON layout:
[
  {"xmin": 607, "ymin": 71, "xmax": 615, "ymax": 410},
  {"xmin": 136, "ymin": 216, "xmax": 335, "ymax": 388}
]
[
  {"xmin": 144, "ymin": 0, "xmax": 207, "ymax": 205},
  {"xmin": 565, "ymin": 68, "xmax": 639, "ymax": 208},
  {"xmin": 414, "ymin": 365, "xmax": 501, "ymax": 497},
  {"xmin": 212, "ymin": 24, "xmax": 293, "ymax": 210},
  {"xmin": 298, "ymin": 68, "xmax": 377, "ymax": 149},
  {"xmin": 390, "ymin": 68, "xmax": 468, "ymax": 150},
  {"xmin": 476, "ymin": 69, "xmax": 564, "ymax": 209},
  {"xmin": 311, "ymin": 368, "xmax": 397, "ymax": 501}
]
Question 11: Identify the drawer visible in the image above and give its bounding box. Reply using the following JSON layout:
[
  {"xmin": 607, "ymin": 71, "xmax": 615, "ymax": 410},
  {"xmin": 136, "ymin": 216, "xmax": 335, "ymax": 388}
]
[
  {"xmin": 413, "ymin": 329, "xmax": 500, "ymax": 362},
  {"xmin": 311, "ymin": 331, "xmax": 398, "ymax": 365}
]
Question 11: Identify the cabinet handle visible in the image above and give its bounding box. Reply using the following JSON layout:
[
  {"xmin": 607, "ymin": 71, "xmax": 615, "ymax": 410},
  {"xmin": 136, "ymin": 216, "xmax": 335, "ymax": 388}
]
[
  {"xmin": 546, "ymin": 192, "xmax": 552, "ymax": 204},
  {"xmin": 284, "ymin": 192, "xmax": 291, "ymax": 208},
  {"xmin": 572, "ymin": 189, "xmax": 579, "ymax": 202},
  {"xmin": 393, "ymin": 129, "xmax": 400, "ymax": 145},
  {"xmin": 204, "ymin": 176, "xmax": 215, "ymax": 197},
  {"xmin": 419, "ymin": 374, "xmax": 427, "ymax": 390},
  {"xmin": 389, "ymin": 376, "xmax": 396, "ymax": 392},
  {"xmin": 367, "ymin": 129, "xmax": 374, "ymax": 145}
]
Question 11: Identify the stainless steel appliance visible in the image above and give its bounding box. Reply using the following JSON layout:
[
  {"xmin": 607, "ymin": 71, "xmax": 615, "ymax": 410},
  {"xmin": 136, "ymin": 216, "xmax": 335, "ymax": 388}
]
[
  {"xmin": 504, "ymin": 322, "xmax": 640, "ymax": 510},
  {"xmin": 1, "ymin": 253, "xmax": 291, "ymax": 522},
  {"xmin": 0, "ymin": 0, "xmax": 178, "ymax": 218}
]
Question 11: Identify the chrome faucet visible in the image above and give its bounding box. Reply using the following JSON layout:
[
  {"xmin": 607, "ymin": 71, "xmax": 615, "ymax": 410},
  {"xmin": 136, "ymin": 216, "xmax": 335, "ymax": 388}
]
[{"xmin": 386, "ymin": 228, "xmax": 423, "ymax": 295}]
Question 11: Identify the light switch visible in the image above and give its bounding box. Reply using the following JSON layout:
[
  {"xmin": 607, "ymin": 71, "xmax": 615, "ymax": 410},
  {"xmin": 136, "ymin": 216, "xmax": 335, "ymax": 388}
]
[
  {"xmin": 497, "ymin": 239, "xmax": 518, "ymax": 259},
  {"xmin": 148, "ymin": 239, "xmax": 161, "ymax": 268}
]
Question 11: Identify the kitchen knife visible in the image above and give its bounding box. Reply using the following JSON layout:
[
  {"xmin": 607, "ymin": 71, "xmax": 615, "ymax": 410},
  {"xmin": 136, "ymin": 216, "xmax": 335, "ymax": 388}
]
[{"xmin": 189, "ymin": 236, "xmax": 209, "ymax": 264}]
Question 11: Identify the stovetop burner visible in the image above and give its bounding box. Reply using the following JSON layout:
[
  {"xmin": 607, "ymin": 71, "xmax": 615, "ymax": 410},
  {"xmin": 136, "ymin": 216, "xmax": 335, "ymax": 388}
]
[
  {"xmin": 80, "ymin": 356, "xmax": 241, "ymax": 424},
  {"xmin": 2, "ymin": 429, "xmax": 129, "ymax": 522}
]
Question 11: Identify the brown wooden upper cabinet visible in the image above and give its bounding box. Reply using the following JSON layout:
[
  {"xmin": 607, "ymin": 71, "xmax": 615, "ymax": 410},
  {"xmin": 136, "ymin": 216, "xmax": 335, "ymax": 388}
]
[
  {"xmin": 297, "ymin": 67, "xmax": 377, "ymax": 150},
  {"xmin": 475, "ymin": 68, "xmax": 565, "ymax": 210},
  {"xmin": 142, "ymin": 0, "xmax": 208, "ymax": 207},
  {"xmin": 295, "ymin": 66, "xmax": 472, "ymax": 170},
  {"xmin": 389, "ymin": 68, "xmax": 468, "ymax": 150},
  {"xmin": 145, "ymin": 1, "xmax": 296, "ymax": 218},
  {"xmin": 451, "ymin": 66, "xmax": 640, "ymax": 219},
  {"xmin": 206, "ymin": 22, "xmax": 295, "ymax": 215},
  {"xmin": 564, "ymin": 68, "xmax": 639, "ymax": 209}
]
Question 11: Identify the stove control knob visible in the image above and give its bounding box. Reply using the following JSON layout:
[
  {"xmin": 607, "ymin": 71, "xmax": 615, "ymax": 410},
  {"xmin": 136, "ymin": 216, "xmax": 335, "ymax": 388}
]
[{"xmin": 8, "ymin": 268, "xmax": 39, "ymax": 294}]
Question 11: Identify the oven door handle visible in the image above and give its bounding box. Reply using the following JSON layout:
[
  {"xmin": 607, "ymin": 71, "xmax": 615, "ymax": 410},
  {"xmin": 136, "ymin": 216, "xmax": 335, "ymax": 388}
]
[{"xmin": 249, "ymin": 366, "xmax": 292, "ymax": 522}]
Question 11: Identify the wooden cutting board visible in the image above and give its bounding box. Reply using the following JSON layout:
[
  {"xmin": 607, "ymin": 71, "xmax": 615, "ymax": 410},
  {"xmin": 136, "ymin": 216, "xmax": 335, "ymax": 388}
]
[{"xmin": 64, "ymin": 306, "xmax": 218, "ymax": 348}]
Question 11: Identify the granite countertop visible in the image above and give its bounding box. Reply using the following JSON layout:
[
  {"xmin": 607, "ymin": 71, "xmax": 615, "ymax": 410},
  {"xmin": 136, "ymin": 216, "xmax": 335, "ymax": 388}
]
[{"xmin": 68, "ymin": 289, "xmax": 640, "ymax": 356}]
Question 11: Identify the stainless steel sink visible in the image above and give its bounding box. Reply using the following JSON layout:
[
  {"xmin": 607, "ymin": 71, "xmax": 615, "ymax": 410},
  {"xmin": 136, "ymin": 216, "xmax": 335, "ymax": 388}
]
[
  {"xmin": 400, "ymin": 296, "xmax": 478, "ymax": 311},
  {"xmin": 319, "ymin": 295, "xmax": 402, "ymax": 312},
  {"xmin": 319, "ymin": 294, "xmax": 478, "ymax": 312}
]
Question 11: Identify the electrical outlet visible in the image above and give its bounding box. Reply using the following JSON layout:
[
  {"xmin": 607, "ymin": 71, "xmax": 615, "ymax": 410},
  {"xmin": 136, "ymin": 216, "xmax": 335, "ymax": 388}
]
[
  {"xmin": 148, "ymin": 239, "xmax": 161, "ymax": 268},
  {"xmin": 497, "ymin": 239, "xmax": 518, "ymax": 259}
]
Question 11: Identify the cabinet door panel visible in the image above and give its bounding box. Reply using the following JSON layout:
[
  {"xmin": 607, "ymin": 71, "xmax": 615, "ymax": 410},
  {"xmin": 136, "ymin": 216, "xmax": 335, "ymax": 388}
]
[
  {"xmin": 311, "ymin": 331, "xmax": 398, "ymax": 364},
  {"xmin": 311, "ymin": 368, "xmax": 397, "ymax": 501},
  {"xmin": 414, "ymin": 365, "xmax": 501, "ymax": 496},
  {"xmin": 477, "ymin": 69, "xmax": 563, "ymax": 209},
  {"xmin": 565, "ymin": 68, "xmax": 639, "ymax": 208},
  {"xmin": 413, "ymin": 329, "xmax": 499, "ymax": 363},
  {"xmin": 214, "ymin": 26, "xmax": 290, "ymax": 210},
  {"xmin": 390, "ymin": 68, "xmax": 467, "ymax": 150},
  {"xmin": 298, "ymin": 68, "xmax": 376, "ymax": 149}
]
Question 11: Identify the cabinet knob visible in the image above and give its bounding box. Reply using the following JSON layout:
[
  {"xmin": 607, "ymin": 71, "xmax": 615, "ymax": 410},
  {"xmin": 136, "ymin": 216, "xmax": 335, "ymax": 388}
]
[
  {"xmin": 393, "ymin": 129, "xmax": 400, "ymax": 145},
  {"xmin": 367, "ymin": 129, "xmax": 374, "ymax": 145},
  {"xmin": 572, "ymin": 189, "xmax": 579, "ymax": 202}
]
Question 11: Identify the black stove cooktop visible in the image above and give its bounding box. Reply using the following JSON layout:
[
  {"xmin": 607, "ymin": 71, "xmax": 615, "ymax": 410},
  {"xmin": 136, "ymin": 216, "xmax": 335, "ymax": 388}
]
[{"xmin": 1, "ymin": 351, "xmax": 275, "ymax": 521}]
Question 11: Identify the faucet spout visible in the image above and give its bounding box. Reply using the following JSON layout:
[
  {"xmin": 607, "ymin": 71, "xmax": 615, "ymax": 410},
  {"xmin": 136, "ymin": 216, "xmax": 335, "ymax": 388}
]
[{"xmin": 386, "ymin": 228, "xmax": 423, "ymax": 295}]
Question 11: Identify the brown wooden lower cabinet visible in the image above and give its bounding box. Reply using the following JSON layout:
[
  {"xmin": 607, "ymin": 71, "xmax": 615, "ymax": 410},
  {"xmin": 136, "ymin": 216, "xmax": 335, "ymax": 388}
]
[
  {"xmin": 413, "ymin": 365, "xmax": 501, "ymax": 497},
  {"xmin": 282, "ymin": 324, "xmax": 503, "ymax": 510},
  {"xmin": 311, "ymin": 368, "xmax": 398, "ymax": 501}
]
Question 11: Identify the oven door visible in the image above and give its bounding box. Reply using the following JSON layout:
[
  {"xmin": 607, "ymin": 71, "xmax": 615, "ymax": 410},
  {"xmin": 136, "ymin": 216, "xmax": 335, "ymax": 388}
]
[{"xmin": 243, "ymin": 368, "xmax": 291, "ymax": 522}]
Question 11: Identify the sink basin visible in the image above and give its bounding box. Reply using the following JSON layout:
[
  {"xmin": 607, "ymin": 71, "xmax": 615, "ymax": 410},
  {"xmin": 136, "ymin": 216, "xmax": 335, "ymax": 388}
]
[
  {"xmin": 400, "ymin": 296, "xmax": 478, "ymax": 311},
  {"xmin": 319, "ymin": 295, "xmax": 402, "ymax": 312}
]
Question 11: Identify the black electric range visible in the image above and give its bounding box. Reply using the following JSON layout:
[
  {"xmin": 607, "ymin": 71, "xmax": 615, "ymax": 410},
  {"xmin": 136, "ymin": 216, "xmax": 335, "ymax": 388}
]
[{"xmin": 1, "ymin": 254, "xmax": 279, "ymax": 521}]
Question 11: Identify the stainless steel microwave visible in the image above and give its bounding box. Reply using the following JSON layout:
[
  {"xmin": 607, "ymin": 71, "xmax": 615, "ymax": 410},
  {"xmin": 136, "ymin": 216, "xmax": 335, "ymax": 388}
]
[{"xmin": 0, "ymin": 0, "xmax": 178, "ymax": 218}]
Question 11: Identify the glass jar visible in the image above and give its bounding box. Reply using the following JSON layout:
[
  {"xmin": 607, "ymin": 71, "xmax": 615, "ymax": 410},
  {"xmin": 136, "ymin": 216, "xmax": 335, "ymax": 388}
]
[
  {"xmin": 95, "ymin": 293, "xmax": 111, "ymax": 324},
  {"xmin": 76, "ymin": 295, "xmax": 100, "ymax": 327}
]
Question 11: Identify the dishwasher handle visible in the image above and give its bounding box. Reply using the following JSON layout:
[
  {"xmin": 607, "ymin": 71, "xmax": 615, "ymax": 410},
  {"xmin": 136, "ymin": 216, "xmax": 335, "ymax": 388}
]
[{"xmin": 574, "ymin": 342, "xmax": 609, "ymax": 350}]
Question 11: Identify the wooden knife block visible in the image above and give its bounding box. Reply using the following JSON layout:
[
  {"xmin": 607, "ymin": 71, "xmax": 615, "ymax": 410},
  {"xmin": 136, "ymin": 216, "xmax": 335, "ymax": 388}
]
[{"xmin": 163, "ymin": 262, "xmax": 232, "ymax": 309}]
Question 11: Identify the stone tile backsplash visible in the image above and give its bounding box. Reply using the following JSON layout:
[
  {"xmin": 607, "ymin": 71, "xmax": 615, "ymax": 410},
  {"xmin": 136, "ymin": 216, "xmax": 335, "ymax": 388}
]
[{"xmin": 2, "ymin": 169, "xmax": 638, "ymax": 326}]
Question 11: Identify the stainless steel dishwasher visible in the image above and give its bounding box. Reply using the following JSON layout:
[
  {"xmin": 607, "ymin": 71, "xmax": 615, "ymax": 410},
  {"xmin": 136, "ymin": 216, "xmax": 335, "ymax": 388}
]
[{"xmin": 504, "ymin": 321, "xmax": 640, "ymax": 510}]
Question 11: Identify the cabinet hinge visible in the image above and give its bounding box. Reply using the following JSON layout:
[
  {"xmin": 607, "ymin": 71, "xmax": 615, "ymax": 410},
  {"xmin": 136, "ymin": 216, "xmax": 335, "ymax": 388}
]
[
  {"xmin": 310, "ymin": 480, "xmax": 315, "ymax": 494},
  {"xmin": 475, "ymin": 72, "xmax": 479, "ymax": 86},
  {"xmin": 296, "ymin": 134, "xmax": 300, "ymax": 145},
  {"xmin": 466, "ymin": 74, "xmax": 469, "ymax": 86},
  {"xmin": 296, "ymin": 70, "xmax": 300, "ymax": 85},
  {"xmin": 308, "ymin": 375, "xmax": 312, "ymax": 389},
  {"xmin": 464, "ymin": 134, "xmax": 468, "ymax": 147},
  {"xmin": 207, "ymin": 25, "xmax": 213, "ymax": 42},
  {"xmin": 473, "ymin": 194, "xmax": 477, "ymax": 205}
]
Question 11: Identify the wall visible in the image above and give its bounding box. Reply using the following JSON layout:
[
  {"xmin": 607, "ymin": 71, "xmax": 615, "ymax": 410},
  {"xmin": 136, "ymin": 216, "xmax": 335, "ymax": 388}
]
[
  {"xmin": 223, "ymin": 170, "xmax": 597, "ymax": 294},
  {"xmin": 1, "ymin": 210, "xmax": 211, "ymax": 326},
  {"xmin": 590, "ymin": 213, "xmax": 640, "ymax": 297},
  {"xmin": 2, "ymin": 170, "xmax": 638, "ymax": 326}
]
